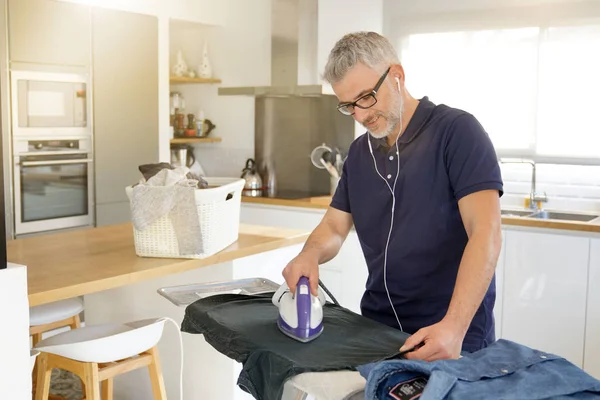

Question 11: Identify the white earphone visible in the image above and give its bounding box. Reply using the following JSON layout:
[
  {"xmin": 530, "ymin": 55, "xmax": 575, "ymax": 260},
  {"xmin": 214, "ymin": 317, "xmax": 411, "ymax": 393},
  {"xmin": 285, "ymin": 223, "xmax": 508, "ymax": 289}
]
[{"xmin": 366, "ymin": 75, "xmax": 404, "ymax": 332}]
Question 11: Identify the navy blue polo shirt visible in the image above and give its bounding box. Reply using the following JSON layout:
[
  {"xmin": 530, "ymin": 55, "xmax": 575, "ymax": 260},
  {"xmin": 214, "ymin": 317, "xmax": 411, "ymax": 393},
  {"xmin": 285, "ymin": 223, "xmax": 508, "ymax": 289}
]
[{"xmin": 330, "ymin": 96, "xmax": 503, "ymax": 353}]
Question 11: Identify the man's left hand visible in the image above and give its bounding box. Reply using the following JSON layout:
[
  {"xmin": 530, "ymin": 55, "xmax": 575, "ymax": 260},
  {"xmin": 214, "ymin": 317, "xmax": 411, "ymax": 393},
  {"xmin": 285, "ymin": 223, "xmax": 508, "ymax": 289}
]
[{"xmin": 399, "ymin": 319, "xmax": 466, "ymax": 361}]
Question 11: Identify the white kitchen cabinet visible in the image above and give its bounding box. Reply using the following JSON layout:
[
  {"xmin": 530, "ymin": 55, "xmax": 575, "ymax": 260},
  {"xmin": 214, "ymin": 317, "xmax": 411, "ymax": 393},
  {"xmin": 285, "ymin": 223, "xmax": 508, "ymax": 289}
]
[
  {"xmin": 241, "ymin": 203, "xmax": 325, "ymax": 231},
  {"xmin": 337, "ymin": 231, "xmax": 368, "ymax": 314},
  {"xmin": 8, "ymin": 0, "xmax": 91, "ymax": 66},
  {"xmin": 493, "ymin": 230, "xmax": 507, "ymax": 340},
  {"xmin": 502, "ymin": 229, "xmax": 590, "ymax": 367},
  {"xmin": 92, "ymin": 8, "xmax": 159, "ymax": 226},
  {"xmin": 584, "ymin": 239, "xmax": 600, "ymax": 379}
]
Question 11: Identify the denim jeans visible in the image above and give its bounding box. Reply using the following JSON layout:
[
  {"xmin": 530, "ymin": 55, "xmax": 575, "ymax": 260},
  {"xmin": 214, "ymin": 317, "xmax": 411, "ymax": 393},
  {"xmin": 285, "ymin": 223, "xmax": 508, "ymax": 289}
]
[{"xmin": 358, "ymin": 339, "xmax": 600, "ymax": 399}]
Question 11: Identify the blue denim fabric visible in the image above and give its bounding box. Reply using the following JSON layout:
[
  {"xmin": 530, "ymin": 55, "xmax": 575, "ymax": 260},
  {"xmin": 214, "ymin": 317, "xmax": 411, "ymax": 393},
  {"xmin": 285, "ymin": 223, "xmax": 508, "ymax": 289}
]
[{"xmin": 358, "ymin": 339, "xmax": 600, "ymax": 399}]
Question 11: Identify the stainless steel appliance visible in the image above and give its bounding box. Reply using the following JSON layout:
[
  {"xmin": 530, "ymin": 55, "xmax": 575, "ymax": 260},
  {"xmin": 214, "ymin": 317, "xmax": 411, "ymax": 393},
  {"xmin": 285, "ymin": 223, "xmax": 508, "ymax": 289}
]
[
  {"xmin": 240, "ymin": 158, "xmax": 263, "ymax": 197},
  {"xmin": 13, "ymin": 137, "xmax": 94, "ymax": 235},
  {"xmin": 11, "ymin": 70, "xmax": 89, "ymax": 137},
  {"xmin": 254, "ymin": 96, "xmax": 355, "ymax": 198}
]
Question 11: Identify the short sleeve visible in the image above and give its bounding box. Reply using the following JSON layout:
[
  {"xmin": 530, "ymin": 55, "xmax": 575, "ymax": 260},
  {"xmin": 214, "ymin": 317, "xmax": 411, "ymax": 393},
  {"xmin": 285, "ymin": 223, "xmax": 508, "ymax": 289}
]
[
  {"xmin": 330, "ymin": 147, "xmax": 352, "ymax": 213},
  {"xmin": 445, "ymin": 113, "xmax": 504, "ymax": 201}
]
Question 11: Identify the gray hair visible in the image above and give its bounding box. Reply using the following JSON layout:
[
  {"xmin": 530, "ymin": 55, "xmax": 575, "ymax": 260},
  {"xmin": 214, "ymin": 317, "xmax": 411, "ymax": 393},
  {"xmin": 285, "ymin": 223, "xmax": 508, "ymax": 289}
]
[{"xmin": 323, "ymin": 32, "xmax": 399, "ymax": 84}]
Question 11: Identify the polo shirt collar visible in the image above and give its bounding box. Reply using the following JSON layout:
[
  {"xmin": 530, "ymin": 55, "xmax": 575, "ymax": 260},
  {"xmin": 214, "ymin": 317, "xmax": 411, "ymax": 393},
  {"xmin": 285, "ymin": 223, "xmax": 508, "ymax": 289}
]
[{"xmin": 371, "ymin": 96, "xmax": 436, "ymax": 150}]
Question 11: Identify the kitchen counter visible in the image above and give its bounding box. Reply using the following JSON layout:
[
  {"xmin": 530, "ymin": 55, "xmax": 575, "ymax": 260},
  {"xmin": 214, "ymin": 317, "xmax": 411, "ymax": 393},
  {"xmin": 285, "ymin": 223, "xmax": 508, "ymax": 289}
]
[
  {"xmin": 8, "ymin": 223, "xmax": 309, "ymax": 307},
  {"xmin": 241, "ymin": 195, "xmax": 332, "ymax": 209},
  {"xmin": 242, "ymin": 195, "xmax": 600, "ymax": 233}
]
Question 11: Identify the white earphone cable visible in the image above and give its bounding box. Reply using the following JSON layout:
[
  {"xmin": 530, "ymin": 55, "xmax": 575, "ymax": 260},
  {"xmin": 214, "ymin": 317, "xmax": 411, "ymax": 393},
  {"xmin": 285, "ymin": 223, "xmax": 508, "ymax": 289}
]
[{"xmin": 366, "ymin": 77, "xmax": 404, "ymax": 331}]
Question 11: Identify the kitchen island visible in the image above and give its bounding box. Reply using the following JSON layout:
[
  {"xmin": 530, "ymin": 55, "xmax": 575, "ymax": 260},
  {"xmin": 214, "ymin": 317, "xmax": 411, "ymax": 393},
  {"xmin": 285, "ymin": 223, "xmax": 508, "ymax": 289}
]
[
  {"xmin": 8, "ymin": 222, "xmax": 309, "ymax": 307},
  {"xmin": 9, "ymin": 222, "xmax": 311, "ymax": 400}
]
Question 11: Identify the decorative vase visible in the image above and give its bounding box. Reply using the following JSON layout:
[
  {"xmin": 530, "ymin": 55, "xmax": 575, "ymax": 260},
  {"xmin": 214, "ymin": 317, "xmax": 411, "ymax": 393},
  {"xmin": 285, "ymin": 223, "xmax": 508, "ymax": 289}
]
[
  {"xmin": 198, "ymin": 42, "xmax": 212, "ymax": 79},
  {"xmin": 172, "ymin": 50, "xmax": 188, "ymax": 77}
]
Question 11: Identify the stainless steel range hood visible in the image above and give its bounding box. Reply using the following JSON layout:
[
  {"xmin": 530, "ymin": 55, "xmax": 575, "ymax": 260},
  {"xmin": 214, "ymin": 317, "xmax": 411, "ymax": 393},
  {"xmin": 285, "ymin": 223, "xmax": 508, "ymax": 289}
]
[{"xmin": 218, "ymin": 0, "xmax": 334, "ymax": 97}]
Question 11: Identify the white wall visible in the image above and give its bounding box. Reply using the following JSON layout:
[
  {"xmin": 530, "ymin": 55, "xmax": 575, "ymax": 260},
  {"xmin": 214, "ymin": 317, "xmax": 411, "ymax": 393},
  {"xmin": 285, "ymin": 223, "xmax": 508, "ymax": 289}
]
[
  {"xmin": 316, "ymin": 0, "xmax": 384, "ymax": 84},
  {"xmin": 175, "ymin": 0, "xmax": 272, "ymax": 178},
  {"xmin": 0, "ymin": 264, "xmax": 31, "ymax": 400}
]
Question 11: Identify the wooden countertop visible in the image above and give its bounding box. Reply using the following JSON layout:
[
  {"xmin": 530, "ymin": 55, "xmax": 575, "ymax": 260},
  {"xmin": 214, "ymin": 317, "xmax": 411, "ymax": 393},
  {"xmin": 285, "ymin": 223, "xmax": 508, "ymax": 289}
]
[
  {"xmin": 241, "ymin": 195, "xmax": 333, "ymax": 209},
  {"xmin": 242, "ymin": 196, "xmax": 600, "ymax": 234},
  {"xmin": 8, "ymin": 223, "xmax": 309, "ymax": 307}
]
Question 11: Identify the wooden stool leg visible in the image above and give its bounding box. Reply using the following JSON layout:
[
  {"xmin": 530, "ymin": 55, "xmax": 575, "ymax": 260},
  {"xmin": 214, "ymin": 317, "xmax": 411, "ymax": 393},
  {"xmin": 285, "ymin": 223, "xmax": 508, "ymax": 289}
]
[
  {"xmin": 101, "ymin": 378, "xmax": 113, "ymax": 400},
  {"xmin": 69, "ymin": 314, "xmax": 87, "ymax": 397},
  {"xmin": 82, "ymin": 362, "xmax": 101, "ymax": 400},
  {"xmin": 32, "ymin": 333, "xmax": 43, "ymax": 347},
  {"xmin": 34, "ymin": 353, "xmax": 52, "ymax": 400},
  {"xmin": 147, "ymin": 347, "xmax": 167, "ymax": 400},
  {"xmin": 70, "ymin": 314, "xmax": 81, "ymax": 330}
]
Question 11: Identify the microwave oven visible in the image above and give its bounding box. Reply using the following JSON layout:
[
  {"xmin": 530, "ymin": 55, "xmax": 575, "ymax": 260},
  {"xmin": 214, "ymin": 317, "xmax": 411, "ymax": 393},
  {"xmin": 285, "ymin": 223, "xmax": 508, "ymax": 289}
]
[{"xmin": 10, "ymin": 70, "xmax": 90, "ymax": 137}]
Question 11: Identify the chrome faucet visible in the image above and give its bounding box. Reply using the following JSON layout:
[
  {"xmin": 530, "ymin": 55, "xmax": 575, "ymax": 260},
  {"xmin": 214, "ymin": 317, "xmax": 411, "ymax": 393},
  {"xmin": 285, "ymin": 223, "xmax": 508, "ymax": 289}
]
[{"xmin": 499, "ymin": 158, "xmax": 548, "ymax": 211}]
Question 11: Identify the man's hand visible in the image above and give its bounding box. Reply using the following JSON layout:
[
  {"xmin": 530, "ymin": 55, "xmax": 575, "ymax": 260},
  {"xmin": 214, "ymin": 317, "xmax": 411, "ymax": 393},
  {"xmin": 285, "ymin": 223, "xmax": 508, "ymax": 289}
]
[
  {"xmin": 282, "ymin": 253, "xmax": 320, "ymax": 296},
  {"xmin": 399, "ymin": 318, "xmax": 466, "ymax": 361}
]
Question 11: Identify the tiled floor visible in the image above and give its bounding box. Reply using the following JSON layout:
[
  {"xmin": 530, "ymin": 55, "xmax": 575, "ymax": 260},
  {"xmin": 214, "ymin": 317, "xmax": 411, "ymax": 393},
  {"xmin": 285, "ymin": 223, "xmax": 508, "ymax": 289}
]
[{"xmin": 49, "ymin": 369, "xmax": 82, "ymax": 400}]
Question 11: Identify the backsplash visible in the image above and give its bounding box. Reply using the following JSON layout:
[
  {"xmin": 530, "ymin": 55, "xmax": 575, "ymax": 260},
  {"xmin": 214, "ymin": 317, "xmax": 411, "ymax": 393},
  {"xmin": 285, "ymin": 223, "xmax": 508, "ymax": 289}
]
[
  {"xmin": 500, "ymin": 164, "xmax": 600, "ymax": 212},
  {"xmin": 194, "ymin": 146, "xmax": 253, "ymax": 178}
]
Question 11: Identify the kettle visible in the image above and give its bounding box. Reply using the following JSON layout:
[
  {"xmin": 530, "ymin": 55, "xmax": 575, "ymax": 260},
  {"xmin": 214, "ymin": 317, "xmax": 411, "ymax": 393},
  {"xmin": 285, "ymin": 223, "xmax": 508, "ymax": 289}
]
[
  {"xmin": 240, "ymin": 158, "xmax": 263, "ymax": 197},
  {"xmin": 170, "ymin": 145, "xmax": 195, "ymax": 168}
]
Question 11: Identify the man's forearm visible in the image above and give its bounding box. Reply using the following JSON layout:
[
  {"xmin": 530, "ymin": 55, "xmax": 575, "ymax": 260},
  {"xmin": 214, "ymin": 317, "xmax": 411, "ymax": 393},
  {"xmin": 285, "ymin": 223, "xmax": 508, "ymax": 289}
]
[
  {"xmin": 445, "ymin": 226, "xmax": 502, "ymax": 333},
  {"xmin": 300, "ymin": 218, "xmax": 347, "ymax": 265}
]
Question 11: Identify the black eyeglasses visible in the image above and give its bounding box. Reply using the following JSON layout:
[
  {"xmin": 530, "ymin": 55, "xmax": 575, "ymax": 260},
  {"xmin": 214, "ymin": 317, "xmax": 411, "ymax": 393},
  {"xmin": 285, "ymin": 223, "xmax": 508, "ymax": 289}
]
[{"xmin": 337, "ymin": 67, "xmax": 391, "ymax": 116}]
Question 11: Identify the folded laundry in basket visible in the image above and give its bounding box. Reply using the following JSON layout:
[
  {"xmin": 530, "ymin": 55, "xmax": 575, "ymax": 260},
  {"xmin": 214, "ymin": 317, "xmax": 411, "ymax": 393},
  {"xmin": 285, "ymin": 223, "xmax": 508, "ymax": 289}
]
[
  {"xmin": 131, "ymin": 167, "xmax": 203, "ymax": 255},
  {"xmin": 358, "ymin": 339, "xmax": 600, "ymax": 399},
  {"xmin": 180, "ymin": 293, "xmax": 410, "ymax": 400},
  {"xmin": 138, "ymin": 162, "xmax": 209, "ymax": 189}
]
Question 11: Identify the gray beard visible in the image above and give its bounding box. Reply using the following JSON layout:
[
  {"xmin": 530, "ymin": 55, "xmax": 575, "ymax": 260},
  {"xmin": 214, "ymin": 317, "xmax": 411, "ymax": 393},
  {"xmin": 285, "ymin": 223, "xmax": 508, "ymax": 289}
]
[{"xmin": 367, "ymin": 93, "xmax": 404, "ymax": 140}]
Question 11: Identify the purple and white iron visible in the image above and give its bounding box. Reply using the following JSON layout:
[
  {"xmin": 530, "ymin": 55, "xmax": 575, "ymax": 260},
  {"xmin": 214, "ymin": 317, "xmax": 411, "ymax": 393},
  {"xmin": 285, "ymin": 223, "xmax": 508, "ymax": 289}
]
[{"xmin": 272, "ymin": 276, "xmax": 325, "ymax": 343}]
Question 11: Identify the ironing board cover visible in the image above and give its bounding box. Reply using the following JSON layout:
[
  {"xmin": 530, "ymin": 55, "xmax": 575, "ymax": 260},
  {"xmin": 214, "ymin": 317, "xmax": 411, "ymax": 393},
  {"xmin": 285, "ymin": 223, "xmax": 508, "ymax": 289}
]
[{"xmin": 181, "ymin": 293, "xmax": 409, "ymax": 400}]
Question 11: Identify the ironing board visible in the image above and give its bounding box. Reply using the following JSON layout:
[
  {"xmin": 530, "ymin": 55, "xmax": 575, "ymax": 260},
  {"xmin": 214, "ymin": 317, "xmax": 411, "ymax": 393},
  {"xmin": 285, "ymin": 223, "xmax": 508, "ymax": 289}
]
[
  {"xmin": 158, "ymin": 278, "xmax": 368, "ymax": 400},
  {"xmin": 283, "ymin": 371, "xmax": 366, "ymax": 400}
]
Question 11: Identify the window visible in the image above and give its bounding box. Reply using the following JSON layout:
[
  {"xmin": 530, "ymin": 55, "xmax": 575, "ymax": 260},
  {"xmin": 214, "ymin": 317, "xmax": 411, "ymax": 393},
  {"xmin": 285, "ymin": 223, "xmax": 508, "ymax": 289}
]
[{"xmin": 400, "ymin": 24, "xmax": 600, "ymax": 160}]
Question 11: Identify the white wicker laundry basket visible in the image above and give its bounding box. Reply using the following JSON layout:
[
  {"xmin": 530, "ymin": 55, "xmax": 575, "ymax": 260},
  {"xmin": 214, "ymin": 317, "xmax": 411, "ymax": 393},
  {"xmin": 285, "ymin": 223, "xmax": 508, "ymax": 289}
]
[{"xmin": 125, "ymin": 177, "xmax": 246, "ymax": 259}]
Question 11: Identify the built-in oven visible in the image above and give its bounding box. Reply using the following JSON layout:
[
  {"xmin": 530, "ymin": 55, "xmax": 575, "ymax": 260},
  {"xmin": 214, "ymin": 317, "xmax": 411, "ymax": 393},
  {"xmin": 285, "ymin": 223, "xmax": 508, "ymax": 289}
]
[
  {"xmin": 11, "ymin": 70, "xmax": 89, "ymax": 137},
  {"xmin": 13, "ymin": 138, "xmax": 94, "ymax": 236}
]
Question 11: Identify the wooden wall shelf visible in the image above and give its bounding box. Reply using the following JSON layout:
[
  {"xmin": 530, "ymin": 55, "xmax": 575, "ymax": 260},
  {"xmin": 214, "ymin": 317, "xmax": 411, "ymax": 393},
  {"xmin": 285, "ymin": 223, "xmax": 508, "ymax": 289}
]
[
  {"xmin": 170, "ymin": 137, "xmax": 222, "ymax": 144},
  {"xmin": 169, "ymin": 76, "xmax": 222, "ymax": 84}
]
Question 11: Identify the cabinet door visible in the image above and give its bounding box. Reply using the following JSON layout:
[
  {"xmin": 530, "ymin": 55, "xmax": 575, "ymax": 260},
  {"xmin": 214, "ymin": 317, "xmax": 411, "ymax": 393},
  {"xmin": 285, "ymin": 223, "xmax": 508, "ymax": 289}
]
[
  {"xmin": 338, "ymin": 231, "xmax": 368, "ymax": 314},
  {"xmin": 8, "ymin": 0, "xmax": 91, "ymax": 66},
  {"xmin": 240, "ymin": 204, "xmax": 325, "ymax": 231},
  {"xmin": 493, "ymin": 230, "xmax": 507, "ymax": 339},
  {"xmin": 584, "ymin": 239, "xmax": 600, "ymax": 379},
  {"xmin": 92, "ymin": 8, "xmax": 159, "ymax": 226},
  {"xmin": 502, "ymin": 230, "xmax": 589, "ymax": 367}
]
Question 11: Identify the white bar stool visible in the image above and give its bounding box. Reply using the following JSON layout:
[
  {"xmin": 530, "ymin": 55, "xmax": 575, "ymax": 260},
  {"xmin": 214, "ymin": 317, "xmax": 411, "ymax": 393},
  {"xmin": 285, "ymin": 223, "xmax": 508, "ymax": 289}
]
[
  {"xmin": 33, "ymin": 317, "xmax": 168, "ymax": 400},
  {"xmin": 30, "ymin": 297, "xmax": 85, "ymax": 398},
  {"xmin": 30, "ymin": 297, "xmax": 85, "ymax": 346}
]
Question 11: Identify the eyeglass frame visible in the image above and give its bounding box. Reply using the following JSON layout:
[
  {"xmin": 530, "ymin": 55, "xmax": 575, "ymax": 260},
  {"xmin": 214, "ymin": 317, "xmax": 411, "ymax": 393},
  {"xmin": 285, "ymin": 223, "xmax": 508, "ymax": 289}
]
[{"xmin": 336, "ymin": 66, "xmax": 391, "ymax": 116}]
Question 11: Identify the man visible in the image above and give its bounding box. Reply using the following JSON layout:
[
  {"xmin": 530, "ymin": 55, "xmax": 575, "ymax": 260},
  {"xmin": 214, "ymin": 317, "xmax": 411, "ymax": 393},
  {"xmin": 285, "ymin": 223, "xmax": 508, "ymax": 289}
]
[{"xmin": 282, "ymin": 31, "xmax": 503, "ymax": 361}]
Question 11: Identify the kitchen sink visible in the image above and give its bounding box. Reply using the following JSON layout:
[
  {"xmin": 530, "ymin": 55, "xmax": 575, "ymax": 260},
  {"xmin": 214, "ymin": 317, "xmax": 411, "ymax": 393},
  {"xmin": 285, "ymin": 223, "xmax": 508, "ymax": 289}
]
[
  {"xmin": 501, "ymin": 209, "xmax": 535, "ymax": 217},
  {"xmin": 528, "ymin": 210, "xmax": 600, "ymax": 222}
]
